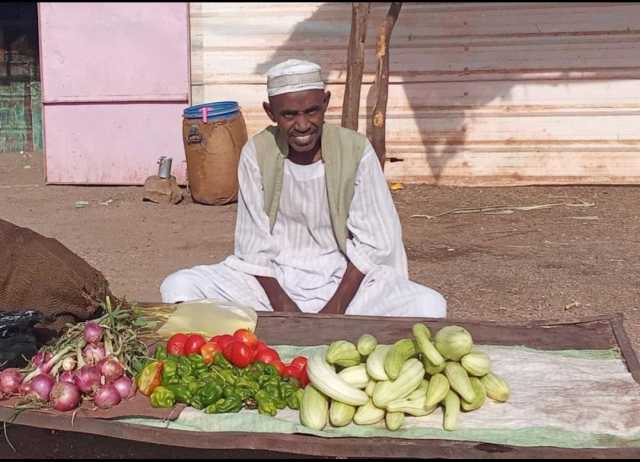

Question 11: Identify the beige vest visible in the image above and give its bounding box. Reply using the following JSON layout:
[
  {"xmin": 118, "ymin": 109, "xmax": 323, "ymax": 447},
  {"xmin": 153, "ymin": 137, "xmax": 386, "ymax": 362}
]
[{"xmin": 253, "ymin": 123, "xmax": 367, "ymax": 254}]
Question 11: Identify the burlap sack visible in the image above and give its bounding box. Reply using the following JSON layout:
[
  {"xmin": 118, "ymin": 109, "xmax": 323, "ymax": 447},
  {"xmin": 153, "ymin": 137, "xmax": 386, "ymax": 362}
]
[{"xmin": 0, "ymin": 219, "xmax": 111, "ymax": 338}]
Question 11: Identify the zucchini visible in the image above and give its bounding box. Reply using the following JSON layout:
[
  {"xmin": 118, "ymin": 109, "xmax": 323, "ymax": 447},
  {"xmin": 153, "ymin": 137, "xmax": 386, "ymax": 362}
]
[
  {"xmin": 356, "ymin": 334, "xmax": 378, "ymax": 356},
  {"xmin": 384, "ymin": 338, "xmax": 417, "ymax": 380},
  {"xmin": 366, "ymin": 344, "xmax": 391, "ymax": 381},
  {"xmin": 329, "ymin": 400, "xmax": 356, "ymax": 427},
  {"xmin": 299, "ymin": 385, "xmax": 329, "ymax": 430},
  {"xmin": 337, "ymin": 364, "xmax": 369, "ymax": 389},
  {"xmin": 306, "ymin": 352, "xmax": 369, "ymax": 406},
  {"xmin": 373, "ymin": 358, "xmax": 424, "ymax": 408}
]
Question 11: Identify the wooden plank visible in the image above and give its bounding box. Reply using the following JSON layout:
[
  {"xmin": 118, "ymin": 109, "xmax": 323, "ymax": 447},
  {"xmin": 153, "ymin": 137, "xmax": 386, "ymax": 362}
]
[
  {"xmin": 192, "ymin": 40, "xmax": 640, "ymax": 85},
  {"xmin": 253, "ymin": 312, "xmax": 621, "ymax": 349}
]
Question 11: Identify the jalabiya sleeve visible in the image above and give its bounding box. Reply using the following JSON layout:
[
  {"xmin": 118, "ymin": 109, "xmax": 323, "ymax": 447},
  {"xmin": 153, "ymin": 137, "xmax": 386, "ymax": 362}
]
[{"xmin": 345, "ymin": 141, "xmax": 409, "ymax": 278}]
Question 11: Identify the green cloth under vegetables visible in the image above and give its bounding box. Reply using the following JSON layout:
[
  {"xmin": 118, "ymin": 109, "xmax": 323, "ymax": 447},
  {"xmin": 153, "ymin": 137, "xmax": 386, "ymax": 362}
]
[{"xmin": 121, "ymin": 344, "xmax": 640, "ymax": 450}]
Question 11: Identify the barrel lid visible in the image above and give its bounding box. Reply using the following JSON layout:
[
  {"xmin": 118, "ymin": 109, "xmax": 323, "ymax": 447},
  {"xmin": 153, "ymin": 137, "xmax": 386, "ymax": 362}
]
[{"xmin": 183, "ymin": 101, "xmax": 240, "ymax": 120}]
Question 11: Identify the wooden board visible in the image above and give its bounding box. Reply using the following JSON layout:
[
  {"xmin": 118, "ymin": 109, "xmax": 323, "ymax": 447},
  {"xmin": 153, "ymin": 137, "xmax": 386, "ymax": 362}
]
[{"xmin": 1, "ymin": 313, "xmax": 639, "ymax": 458}]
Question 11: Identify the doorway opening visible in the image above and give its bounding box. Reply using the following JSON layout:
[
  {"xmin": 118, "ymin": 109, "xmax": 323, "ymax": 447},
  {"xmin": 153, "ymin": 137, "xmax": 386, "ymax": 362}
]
[{"xmin": 0, "ymin": 2, "xmax": 41, "ymax": 153}]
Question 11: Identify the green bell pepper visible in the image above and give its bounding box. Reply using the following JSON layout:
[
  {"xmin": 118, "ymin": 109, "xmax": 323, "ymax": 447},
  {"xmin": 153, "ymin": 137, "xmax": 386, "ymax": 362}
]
[
  {"xmin": 190, "ymin": 382, "xmax": 224, "ymax": 410},
  {"xmin": 255, "ymin": 389, "xmax": 278, "ymax": 417},
  {"xmin": 164, "ymin": 383, "xmax": 193, "ymax": 405},
  {"xmin": 161, "ymin": 357, "xmax": 179, "ymax": 385},
  {"xmin": 188, "ymin": 353, "xmax": 208, "ymax": 371},
  {"xmin": 186, "ymin": 380, "xmax": 205, "ymax": 395},
  {"xmin": 150, "ymin": 386, "xmax": 176, "ymax": 408},
  {"xmin": 233, "ymin": 386, "xmax": 254, "ymax": 401},
  {"xmin": 261, "ymin": 383, "xmax": 286, "ymax": 410},
  {"xmin": 204, "ymin": 395, "xmax": 243, "ymax": 414},
  {"xmin": 235, "ymin": 377, "xmax": 260, "ymax": 393},
  {"xmin": 258, "ymin": 375, "xmax": 281, "ymax": 388},
  {"xmin": 286, "ymin": 388, "xmax": 304, "ymax": 410},
  {"xmin": 213, "ymin": 353, "xmax": 233, "ymax": 369},
  {"xmin": 279, "ymin": 381, "xmax": 299, "ymax": 399},
  {"xmin": 176, "ymin": 355, "xmax": 194, "ymax": 377},
  {"xmin": 218, "ymin": 368, "xmax": 237, "ymax": 385},
  {"xmin": 154, "ymin": 344, "xmax": 168, "ymax": 361},
  {"xmin": 262, "ymin": 364, "xmax": 279, "ymax": 377}
]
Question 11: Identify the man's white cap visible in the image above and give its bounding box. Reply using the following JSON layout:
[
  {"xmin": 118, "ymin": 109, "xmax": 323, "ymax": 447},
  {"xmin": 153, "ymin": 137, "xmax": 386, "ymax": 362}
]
[{"xmin": 266, "ymin": 59, "xmax": 325, "ymax": 97}]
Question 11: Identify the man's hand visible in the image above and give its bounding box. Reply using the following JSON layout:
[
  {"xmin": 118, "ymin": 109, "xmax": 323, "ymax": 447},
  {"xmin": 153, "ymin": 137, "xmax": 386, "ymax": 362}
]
[
  {"xmin": 319, "ymin": 260, "xmax": 365, "ymax": 315},
  {"xmin": 255, "ymin": 276, "xmax": 302, "ymax": 313}
]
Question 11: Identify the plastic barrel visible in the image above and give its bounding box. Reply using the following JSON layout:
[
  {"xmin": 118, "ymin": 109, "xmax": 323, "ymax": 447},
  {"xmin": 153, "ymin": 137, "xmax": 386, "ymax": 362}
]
[{"xmin": 182, "ymin": 101, "xmax": 248, "ymax": 205}]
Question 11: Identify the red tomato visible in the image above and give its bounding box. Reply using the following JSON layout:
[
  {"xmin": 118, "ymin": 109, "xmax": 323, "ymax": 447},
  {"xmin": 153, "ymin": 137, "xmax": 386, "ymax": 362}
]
[
  {"xmin": 223, "ymin": 341, "xmax": 253, "ymax": 368},
  {"xmin": 252, "ymin": 341, "xmax": 269, "ymax": 360},
  {"xmin": 233, "ymin": 329, "xmax": 258, "ymax": 348},
  {"xmin": 211, "ymin": 334, "xmax": 235, "ymax": 350},
  {"xmin": 297, "ymin": 366, "xmax": 309, "ymax": 386},
  {"xmin": 254, "ymin": 341, "xmax": 269, "ymax": 352},
  {"xmin": 271, "ymin": 359, "xmax": 286, "ymax": 376},
  {"xmin": 166, "ymin": 333, "xmax": 188, "ymax": 356},
  {"xmin": 200, "ymin": 341, "xmax": 221, "ymax": 364},
  {"xmin": 289, "ymin": 356, "xmax": 308, "ymax": 373},
  {"xmin": 253, "ymin": 347, "xmax": 280, "ymax": 365},
  {"xmin": 282, "ymin": 365, "xmax": 300, "ymax": 380},
  {"xmin": 184, "ymin": 334, "xmax": 206, "ymax": 356}
]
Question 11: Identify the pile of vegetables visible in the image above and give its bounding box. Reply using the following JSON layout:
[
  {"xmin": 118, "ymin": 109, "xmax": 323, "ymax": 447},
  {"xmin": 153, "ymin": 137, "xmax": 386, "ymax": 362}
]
[
  {"xmin": 300, "ymin": 324, "xmax": 511, "ymax": 432},
  {"xmin": 137, "ymin": 329, "xmax": 308, "ymax": 416},
  {"xmin": 0, "ymin": 297, "xmax": 147, "ymax": 412}
]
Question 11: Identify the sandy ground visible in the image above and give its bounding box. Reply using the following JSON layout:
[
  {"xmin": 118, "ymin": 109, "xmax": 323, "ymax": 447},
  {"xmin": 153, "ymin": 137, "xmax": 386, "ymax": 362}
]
[{"xmin": 1, "ymin": 151, "xmax": 639, "ymax": 355}]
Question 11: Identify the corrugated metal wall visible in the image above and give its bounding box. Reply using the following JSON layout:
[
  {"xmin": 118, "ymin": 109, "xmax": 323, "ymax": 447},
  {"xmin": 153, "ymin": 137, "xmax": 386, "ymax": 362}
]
[{"xmin": 190, "ymin": 2, "xmax": 640, "ymax": 185}]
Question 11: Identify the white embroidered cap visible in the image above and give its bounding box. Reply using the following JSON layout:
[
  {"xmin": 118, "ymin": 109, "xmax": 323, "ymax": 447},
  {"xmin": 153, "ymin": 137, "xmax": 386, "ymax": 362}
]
[{"xmin": 266, "ymin": 59, "xmax": 325, "ymax": 97}]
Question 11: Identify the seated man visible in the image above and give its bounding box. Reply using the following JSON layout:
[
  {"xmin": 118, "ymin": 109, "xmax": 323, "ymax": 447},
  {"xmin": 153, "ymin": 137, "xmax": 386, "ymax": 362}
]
[{"xmin": 161, "ymin": 59, "xmax": 446, "ymax": 317}]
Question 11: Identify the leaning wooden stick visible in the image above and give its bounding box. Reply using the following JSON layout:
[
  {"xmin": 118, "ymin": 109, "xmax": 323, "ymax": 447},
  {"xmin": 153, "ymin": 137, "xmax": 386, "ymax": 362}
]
[
  {"xmin": 341, "ymin": 2, "xmax": 371, "ymax": 131},
  {"xmin": 370, "ymin": 2, "xmax": 402, "ymax": 170}
]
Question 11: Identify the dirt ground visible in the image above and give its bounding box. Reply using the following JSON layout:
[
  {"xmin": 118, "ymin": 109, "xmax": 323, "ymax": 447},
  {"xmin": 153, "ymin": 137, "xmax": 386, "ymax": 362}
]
[{"xmin": 2, "ymin": 151, "xmax": 639, "ymax": 356}]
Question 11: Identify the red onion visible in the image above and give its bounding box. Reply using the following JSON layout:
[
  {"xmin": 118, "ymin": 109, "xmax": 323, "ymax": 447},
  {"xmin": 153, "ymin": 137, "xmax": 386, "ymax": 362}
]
[
  {"xmin": 32, "ymin": 351, "xmax": 52, "ymax": 369},
  {"xmin": 100, "ymin": 357, "xmax": 124, "ymax": 383},
  {"xmin": 112, "ymin": 375, "xmax": 136, "ymax": 400},
  {"xmin": 59, "ymin": 371, "xmax": 76, "ymax": 384},
  {"xmin": 61, "ymin": 356, "xmax": 76, "ymax": 372},
  {"xmin": 74, "ymin": 366, "xmax": 101, "ymax": 395},
  {"xmin": 50, "ymin": 381, "xmax": 81, "ymax": 412},
  {"xmin": 28, "ymin": 374, "xmax": 55, "ymax": 401},
  {"xmin": 83, "ymin": 343, "xmax": 106, "ymax": 366},
  {"xmin": 0, "ymin": 368, "xmax": 23, "ymax": 394},
  {"xmin": 93, "ymin": 384, "xmax": 121, "ymax": 409},
  {"xmin": 18, "ymin": 380, "xmax": 32, "ymax": 396},
  {"xmin": 83, "ymin": 321, "xmax": 104, "ymax": 344}
]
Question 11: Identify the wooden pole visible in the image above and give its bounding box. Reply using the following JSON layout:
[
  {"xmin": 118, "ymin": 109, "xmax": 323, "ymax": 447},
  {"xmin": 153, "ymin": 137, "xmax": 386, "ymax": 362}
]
[
  {"xmin": 370, "ymin": 2, "xmax": 402, "ymax": 170},
  {"xmin": 341, "ymin": 2, "xmax": 370, "ymax": 131}
]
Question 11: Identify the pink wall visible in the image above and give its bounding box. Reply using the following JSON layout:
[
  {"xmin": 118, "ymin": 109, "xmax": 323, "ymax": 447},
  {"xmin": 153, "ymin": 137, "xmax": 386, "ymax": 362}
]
[{"xmin": 39, "ymin": 3, "xmax": 191, "ymax": 184}]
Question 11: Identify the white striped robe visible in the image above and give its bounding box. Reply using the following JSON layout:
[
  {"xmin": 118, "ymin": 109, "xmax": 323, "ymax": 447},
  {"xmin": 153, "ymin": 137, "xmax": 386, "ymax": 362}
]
[{"xmin": 160, "ymin": 138, "xmax": 446, "ymax": 317}]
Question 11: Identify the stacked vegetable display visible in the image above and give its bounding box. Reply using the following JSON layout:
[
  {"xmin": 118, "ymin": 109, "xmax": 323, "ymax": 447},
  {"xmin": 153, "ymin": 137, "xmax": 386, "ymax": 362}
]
[
  {"xmin": 137, "ymin": 329, "xmax": 308, "ymax": 416},
  {"xmin": 0, "ymin": 298, "xmax": 146, "ymax": 411},
  {"xmin": 300, "ymin": 324, "xmax": 511, "ymax": 432}
]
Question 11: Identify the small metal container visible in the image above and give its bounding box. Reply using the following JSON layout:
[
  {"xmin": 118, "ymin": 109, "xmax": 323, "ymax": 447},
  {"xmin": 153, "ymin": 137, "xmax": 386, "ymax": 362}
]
[{"xmin": 158, "ymin": 156, "xmax": 173, "ymax": 179}]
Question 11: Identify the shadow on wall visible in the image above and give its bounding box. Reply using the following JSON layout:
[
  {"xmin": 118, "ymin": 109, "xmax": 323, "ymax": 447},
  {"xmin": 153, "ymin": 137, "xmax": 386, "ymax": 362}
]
[
  {"xmin": 250, "ymin": 2, "xmax": 635, "ymax": 183},
  {"xmin": 251, "ymin": 3, "xmax": 520, "ymax": 183}
]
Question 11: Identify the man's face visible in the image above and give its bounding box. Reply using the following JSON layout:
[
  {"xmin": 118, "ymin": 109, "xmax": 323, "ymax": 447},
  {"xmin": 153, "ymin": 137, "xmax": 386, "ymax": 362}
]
[{"xmin": 263, "ymin": 89, "xmax": 331, "ymax": 154}]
